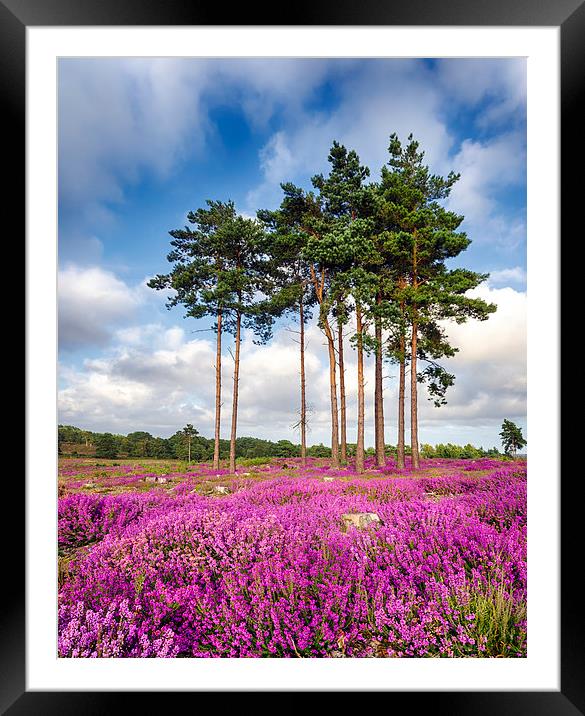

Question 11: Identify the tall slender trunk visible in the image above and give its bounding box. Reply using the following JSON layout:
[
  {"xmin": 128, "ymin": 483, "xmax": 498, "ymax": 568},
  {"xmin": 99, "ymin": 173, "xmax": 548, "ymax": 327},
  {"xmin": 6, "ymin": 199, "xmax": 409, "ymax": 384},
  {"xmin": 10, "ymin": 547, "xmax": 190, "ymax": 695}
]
[
  {"xmin": 213, "ymin": 310, "xmax": 222, "ymax": 470},
  {"xmin": 309, "ymin": 265, "xmax": 339, "ymax": 467},
  {"xmin": 323, "ymin": 319, "xmax": 340, "ymax": 468},
  {"xmin": 374, "ymin": 292, "xmax": 385, "ymax": 466},
  {"xmin": 397, "ymin": 329, "xmax": 406, "ymax": 470},
  {"xmin": 299, "ymin": 299, "xmax": 307, "ymax": 467},
  {"xmin": 410, "ymin": 317, "xmax": 420, "ymax": 469},
  {"xmin": 356, "ymin": 304, "xmax": 365, "ymax": 474},
  {"xmin": 411, "ymin": 236, "xmax": 420, "ymax": 470},
  {"xmin": 229, "ymin": 310, "xmax": 242, "ymax": 474},
  {"xmin": 188, "ymin": 439, "xmax": 191, "ymax": 464},
  {"xmin": 337, "ymin": 316, "xmax": 347, "ymax": 463}
]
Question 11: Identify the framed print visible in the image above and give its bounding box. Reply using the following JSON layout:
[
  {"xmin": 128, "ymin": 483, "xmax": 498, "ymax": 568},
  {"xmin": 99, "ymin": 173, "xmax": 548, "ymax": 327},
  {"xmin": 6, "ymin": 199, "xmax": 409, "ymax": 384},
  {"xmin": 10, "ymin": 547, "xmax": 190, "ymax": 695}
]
[{"xmin": 8, "ymin": 0, "xmax": 579, "ymax": 711}]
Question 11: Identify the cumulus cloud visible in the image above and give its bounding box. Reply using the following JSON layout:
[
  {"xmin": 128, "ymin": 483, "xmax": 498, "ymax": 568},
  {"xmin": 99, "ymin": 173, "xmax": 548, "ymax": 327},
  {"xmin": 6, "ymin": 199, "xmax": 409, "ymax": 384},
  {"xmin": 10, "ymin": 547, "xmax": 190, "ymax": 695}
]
[
  {"xmin": 58, "ymin": 320, "xmax": 328, "ymax": 439},
  {"xmin": 436, "ymin": 58, "xmax": 526, "ymax": 128},
  {"xmin": 58, "ymin": 58, "xmax": 340, "ymax": 262},
  {"xmin": 59, "ymin": 59, "xmax": 210, "ymax": 211},
  {"xmin": 245, "ymin": 59, "xmax": 526, "ymax": 260},
  {"xmin": 56, "ymin": 58, "xmax": 526, "ymax": 446},
  {"xmin": 416, "ymin": 285, "xmax": 526, "ymax": 427},
  {"xmin": 488, "ymin": 266, "xmax": 527, "ymax": 286},
  {"xmin": 59, "ymin": 58, "xmax": 331, "ymax": 217},
  {"xmin": 246, "ymin": 60, "xmax": 453, "ymax": 211},
  {"xmin": 445, "ymin": 132, "xmax": 526, "ymax": 249},
  {"xmin": 58, "ymin": 284, "xmax": 525, "ymax": 447},
  {"xmin": 59, "ymin": 327, "xmax": 217, "ymax": 434},
  {"xmin": 59, "ymin": 57, "xmax": 526, "ymax": 262},
  {"xmin": 58, "ymin": 265, "xmax": 145, "ymax": 350}
]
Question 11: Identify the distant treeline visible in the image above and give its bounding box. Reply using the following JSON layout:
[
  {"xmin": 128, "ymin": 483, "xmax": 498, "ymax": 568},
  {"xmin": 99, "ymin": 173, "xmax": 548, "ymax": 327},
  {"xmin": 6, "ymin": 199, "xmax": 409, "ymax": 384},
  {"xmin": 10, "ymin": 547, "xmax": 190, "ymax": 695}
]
[{"xmin": 58, "ymin": 425, "xmax": 503, "ymax": 461}]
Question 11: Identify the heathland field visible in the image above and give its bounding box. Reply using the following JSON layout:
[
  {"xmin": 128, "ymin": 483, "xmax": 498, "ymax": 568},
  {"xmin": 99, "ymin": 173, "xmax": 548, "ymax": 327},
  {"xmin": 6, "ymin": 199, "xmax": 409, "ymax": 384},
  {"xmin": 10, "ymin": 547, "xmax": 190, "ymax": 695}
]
[{"xmin": 58, "ymin": 456, "xmax": 527, "ymax": 658}]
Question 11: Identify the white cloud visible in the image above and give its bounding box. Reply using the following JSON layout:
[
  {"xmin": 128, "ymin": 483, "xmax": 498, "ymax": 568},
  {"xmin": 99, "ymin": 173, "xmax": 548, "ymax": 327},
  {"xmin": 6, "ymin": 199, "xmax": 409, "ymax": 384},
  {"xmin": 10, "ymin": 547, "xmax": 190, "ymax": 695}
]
[
  {"xmin": 59, "ymin": 58, "xmax": 526, "ymax": 264},
  {"xmin": 439, "ymin": 285, "xmax": 525, "ymax": 366},
  {"xmin": 59, "ymin": 59, "xmax": 211, "ymax": 212},
  {"xmin": 445, "ymin": 132, "xmax": 526, "ymax": 249},
  {"xmin": 416, "ymin": 285, "xmax": 526, "ymax": 426},
  {"xmin": 488, "ymin": 266, "xmax": 527, "ymax": 286},
  {"xmin": 244, "ymin": 60, "xmax": 526, "ymax": 261},
  {"xmin": 59, "ymin": 285, "xmax": 526, "ymax": 448},
  {"xmin": 436, "ymin": 58, "xmax": 526, "ymax": 127},
  {"xmin": 59, "ymin": 59, "xmax": 332, "ymax": 219},
  {"xmin": 59, "ymin": 329, "xmax": 217, "ymax": 434},
  {"xmin": 57, "ymin": 58, "xmax": 527, "ymax": 447},
  {"xmin": 213, "ymin": 58, "xmax": 333, "ymax": 129},
  {"xmin": 60, "ymin": 58, "xmax": 525, "ymax": 219},
  {"xmin": 58, "ymin": 265, "xmax": 144, "ymax": 350},
  {"xmin": 246, "ymin": 60, "xmax": 453, "ymax": 211},
  {"xmin": 448, "ymin": 134, "xmax": 525, "ymax": 214}
]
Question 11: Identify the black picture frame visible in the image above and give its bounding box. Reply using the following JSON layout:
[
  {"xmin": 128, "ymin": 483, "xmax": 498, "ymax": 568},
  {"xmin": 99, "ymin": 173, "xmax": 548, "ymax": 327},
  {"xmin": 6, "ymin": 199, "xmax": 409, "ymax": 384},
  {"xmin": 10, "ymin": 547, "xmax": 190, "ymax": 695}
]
[{"xmin": 9, "ymin": 0, "xmax": 578, "ymax": 711}]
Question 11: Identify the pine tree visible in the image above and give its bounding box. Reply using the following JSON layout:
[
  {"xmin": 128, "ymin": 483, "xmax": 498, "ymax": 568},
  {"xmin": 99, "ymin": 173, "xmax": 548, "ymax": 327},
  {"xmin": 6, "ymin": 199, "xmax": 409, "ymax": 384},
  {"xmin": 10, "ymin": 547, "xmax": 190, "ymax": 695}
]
[
  {"xmin": 258, "ymin": 189, "xmax": 316, "ymax": 467},
  {"xmin": 181, "ymin": 424, "xmax": 198, "ymax": 464},
  {"xmin": 148, "ymin": 200, "xmax": 237, "ymax": 470},
  {"xmin": 305, "ymin": 142, "xmax": 377, "ymax": 471},
  {"xmin": 500, "ymin": 419, "xmax": 527, "ymax": 458},
  {"xmin": 149, "ymin": 201, "xmax": 274, "ymax": 474},
  {"xmin": 217, "ymin": 214, "xmax": 275, "ymax": 473},
  {"xmin": 267, "ymin": 182, "xmax": 342, "ymax": 466},
  {"xmin": 380, "ymin": 133, "xmax": 497, "ymax": 469},
  {"xmin": 312, "ymin": 143, "xmax": 383, "ymax": 473}
]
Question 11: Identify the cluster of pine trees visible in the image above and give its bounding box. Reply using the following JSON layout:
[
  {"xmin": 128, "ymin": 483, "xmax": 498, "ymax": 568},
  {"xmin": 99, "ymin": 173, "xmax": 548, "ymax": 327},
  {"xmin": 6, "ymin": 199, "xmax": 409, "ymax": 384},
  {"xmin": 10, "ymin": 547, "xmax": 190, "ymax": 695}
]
[
  {"xmin": 58, "ymin": 424, "xmax": 304, "ymax": 461},
  {"xmin": 58, "ymin": 424, "xmax": 505, "ymax": 462},
  {"xmin": 149, "ymin": 133, "xmax": 497, "ymax": 473}
]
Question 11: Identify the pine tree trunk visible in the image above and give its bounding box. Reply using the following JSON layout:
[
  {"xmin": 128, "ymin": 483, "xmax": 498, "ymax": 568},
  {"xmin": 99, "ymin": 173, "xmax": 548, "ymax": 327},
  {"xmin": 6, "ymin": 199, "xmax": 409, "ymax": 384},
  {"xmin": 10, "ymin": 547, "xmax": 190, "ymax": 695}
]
[
  {"xmin": 308, "ymin": 265, "xmax": 339, "ymax": 468},
  {"xmin": 213, "ymin": 310, "xmax": 222, "ymax": 470},
  {"xmin": 188, "ymin": 439, "xmax": 191, "ymax": 464},
  {"xmin": 397, "ymin": 332, "xmax": 406, "ymax": 470},
  {"xmin": 356, "ymin": 304, "xmax": 365, "ymax": 474},
  {"xmin": 299, "ymin": 300, "xmax": 307, "ymax": 467},
  {"xmin": 229, "ymin": 310, "xmax": 241, "ymax": 474},
  {"xmin": 323, "ymin": 319, "xmax": 340, "ymax": 468},
  {"xmin": 338, "ymin": 317, "xmax": 347, "ymax": 464},
  {"xmin": 374, "ymin": 292, "xmax": 385, "ymax": 466},
  {"xmin": 410, "ymin": 318, "xmax": 420, "ymax": 470},
  {"xmin": 410, "ymin": 237, "xmax": 420, "ymax": 471}
]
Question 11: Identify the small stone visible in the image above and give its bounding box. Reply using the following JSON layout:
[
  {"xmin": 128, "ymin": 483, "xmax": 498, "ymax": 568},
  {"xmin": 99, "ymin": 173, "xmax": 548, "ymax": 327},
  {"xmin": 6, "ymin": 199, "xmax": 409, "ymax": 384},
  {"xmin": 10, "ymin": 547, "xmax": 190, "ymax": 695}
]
[
  {"xmin": 341, "ymin": 512, "xmax": 382, "ymax": 529},
  {"xmin": 83, "ymin": 481, "xmax": 95, "ymax": 488},
  {"xmin": 144, "ymin": 476, "xmax": 157, "ymax": 483},
  {"xmin": 214, "ymin": 485, "xmax": 230, "ymax": 494},
  {"xmin": 156, "ymin": 477, "xmax": 168, "ymax": 484},
  {"xmin": 323, "ymin": 476, "xmax": 335, "ymax": 482}
]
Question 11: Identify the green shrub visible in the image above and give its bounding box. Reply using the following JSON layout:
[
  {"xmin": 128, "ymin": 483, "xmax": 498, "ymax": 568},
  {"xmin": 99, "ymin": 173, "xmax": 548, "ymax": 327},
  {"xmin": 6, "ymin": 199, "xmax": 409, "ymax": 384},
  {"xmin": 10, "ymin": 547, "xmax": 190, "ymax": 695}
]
[{"xmin": 237, "ymin": 456, "xmax": 272, "ymax": 467}]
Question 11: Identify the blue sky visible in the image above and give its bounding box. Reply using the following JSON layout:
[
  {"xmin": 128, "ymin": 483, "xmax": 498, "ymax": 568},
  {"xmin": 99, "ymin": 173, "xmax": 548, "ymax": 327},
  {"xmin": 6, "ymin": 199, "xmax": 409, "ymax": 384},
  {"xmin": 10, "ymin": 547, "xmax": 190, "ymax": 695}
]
[{"xmin": 58, "ymin": 58, "xmax": 527, "ymax": 449}]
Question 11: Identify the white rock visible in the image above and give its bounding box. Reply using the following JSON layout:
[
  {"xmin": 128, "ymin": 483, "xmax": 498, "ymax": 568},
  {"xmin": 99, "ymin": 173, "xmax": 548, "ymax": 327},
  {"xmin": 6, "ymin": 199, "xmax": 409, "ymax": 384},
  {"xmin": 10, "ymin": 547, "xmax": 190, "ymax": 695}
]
[
  {"xmin": 214, "ymin": 485, "xmax": 230, "ymax": 494},
  {"xmin": 341, "ymin": 512, "xmax": 382, "ymax": 529}
]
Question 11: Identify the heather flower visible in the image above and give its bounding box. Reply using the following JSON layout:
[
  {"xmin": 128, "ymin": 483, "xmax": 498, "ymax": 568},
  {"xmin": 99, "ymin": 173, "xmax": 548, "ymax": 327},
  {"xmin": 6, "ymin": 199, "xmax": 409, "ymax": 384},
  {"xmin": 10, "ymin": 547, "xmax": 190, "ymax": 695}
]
[{"xmin": 58, "ymin": 459, "xmax": 526, "ymax": 658}]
